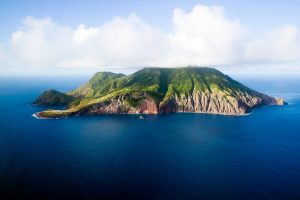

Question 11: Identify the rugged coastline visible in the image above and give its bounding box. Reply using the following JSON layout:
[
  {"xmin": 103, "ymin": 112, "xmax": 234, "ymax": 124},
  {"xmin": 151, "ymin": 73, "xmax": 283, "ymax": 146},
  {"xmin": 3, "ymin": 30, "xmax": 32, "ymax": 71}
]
[{"xmin": 33, "ymin": 67, "xmax": 285, "ymax": 118}]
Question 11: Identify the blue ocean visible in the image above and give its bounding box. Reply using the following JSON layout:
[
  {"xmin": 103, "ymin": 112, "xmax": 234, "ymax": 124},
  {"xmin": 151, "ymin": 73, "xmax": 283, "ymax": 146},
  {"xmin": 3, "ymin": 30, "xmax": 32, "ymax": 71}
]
[{"xmin": 0, "ymin": 77, "xmax": 300, "ymax": 200}]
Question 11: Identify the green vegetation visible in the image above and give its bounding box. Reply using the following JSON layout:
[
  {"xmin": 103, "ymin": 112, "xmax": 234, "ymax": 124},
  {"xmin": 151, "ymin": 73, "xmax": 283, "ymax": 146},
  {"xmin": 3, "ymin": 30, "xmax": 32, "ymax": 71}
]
[
  {"xmin": 33, "ymin": 89, "xmax": 75, "ymax": 106},
  {"xmin": 126, "ymin": 96, "xmax": 144, "ymax": 107},
  {"xmin": 34, "ymin": 67, "xmax": 266, "ymax": 117},
  {"xmin": 68, "ymin": 67, "xmax": 253, "ymax": 99},
  {"xmin": 68, "ymin": 72, "xmax": 126, "ymax": 97}
]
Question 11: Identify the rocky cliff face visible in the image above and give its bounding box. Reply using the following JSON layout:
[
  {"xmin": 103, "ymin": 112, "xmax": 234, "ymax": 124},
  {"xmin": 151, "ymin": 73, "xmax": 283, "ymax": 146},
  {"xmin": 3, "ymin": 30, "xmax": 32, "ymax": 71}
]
[
  {"xmin": 159, "ymin": 91, "xmax": 247, "ymax": 115},
  {"xmin": 33, "ymin": 67, "xmax": 286, "ymax": 118},
  {"xmin": 78, "ymin": 95, "xmax": 159, "ymax": 115},
  {"xmin": 159, "ymin": 91, "xmax": 284, "ymax": 115}
]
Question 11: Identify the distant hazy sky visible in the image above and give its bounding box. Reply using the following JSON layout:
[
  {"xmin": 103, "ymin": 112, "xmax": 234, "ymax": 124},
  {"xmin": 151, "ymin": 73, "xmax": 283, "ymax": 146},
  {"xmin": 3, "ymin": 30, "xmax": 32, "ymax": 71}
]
[{"xmin": 1, "ymin": 0, "xmax": 300, "ymax": 76}]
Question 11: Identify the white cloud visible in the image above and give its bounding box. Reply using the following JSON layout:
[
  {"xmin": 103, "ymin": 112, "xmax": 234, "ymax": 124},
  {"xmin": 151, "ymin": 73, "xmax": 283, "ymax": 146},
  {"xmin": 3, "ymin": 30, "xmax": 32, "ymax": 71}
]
[
  {"xmin": 11, "ymin": 17, "xmax": 73, "ymax": 67},
  {"xmin": 164, "ymin": 5, "xmax": 244, "ymax": 66},
  {"xmin": 2, "ymin": 4, "xmax": 300, "ymax": 75},
  {"xmin": 7, "ymin": 5, "xmax": 245, "ymax": 69},
  {"xmin": 245, "ymin": 25, "xmax": 300, "ymax": 63},
  {"xmin": 0, "ymin": 44, "xmax": 3, "ymax": 61},
  {"xmin": 0, "ymin": 41, "xmax": 6, "ymax": 62},
  {"xmin": 10, "ymin": 14, "xmax": 167, "ymax": 69}
]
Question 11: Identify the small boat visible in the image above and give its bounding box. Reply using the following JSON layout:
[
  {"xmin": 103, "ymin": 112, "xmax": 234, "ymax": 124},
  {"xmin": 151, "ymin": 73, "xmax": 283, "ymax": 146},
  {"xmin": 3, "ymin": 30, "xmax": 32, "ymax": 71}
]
[{"xmin": 139, "ymin": 115, "xmax": 144, "ymax": 120}]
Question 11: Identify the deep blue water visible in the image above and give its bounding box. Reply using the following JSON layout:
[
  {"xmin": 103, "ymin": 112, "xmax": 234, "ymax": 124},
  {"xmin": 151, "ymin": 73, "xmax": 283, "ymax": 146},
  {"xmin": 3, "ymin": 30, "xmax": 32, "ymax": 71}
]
[{"xmin": 0, "ymin": 77, "xmax": 300, "ymax": 200}]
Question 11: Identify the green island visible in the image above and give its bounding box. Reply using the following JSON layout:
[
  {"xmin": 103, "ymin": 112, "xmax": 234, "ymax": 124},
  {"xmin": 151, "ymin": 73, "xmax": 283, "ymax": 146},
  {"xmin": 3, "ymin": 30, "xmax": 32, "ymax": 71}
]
[{"xmin": 33, "ymin": 67, "xmax": 285, "ymax": 118}]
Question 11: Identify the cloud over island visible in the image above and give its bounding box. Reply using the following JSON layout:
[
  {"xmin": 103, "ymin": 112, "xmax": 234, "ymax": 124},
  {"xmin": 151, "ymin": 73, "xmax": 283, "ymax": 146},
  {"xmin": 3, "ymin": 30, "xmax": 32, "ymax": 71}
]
[{"xmin": 2, "ymin": 5, "xmax": 300, "ymax": 75}]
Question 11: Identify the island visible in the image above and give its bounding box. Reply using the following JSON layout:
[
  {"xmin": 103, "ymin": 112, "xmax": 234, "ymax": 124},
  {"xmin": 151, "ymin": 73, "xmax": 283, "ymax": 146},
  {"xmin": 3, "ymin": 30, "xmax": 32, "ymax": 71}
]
[{"xmin": 33, "ymin": 67, "xmax": 285, "ymax": 118}]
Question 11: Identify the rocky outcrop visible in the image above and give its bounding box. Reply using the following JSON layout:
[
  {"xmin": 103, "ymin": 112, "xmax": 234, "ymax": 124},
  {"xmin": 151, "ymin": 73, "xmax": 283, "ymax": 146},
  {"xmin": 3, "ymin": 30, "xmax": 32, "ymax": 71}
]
[
  {"xmin": 159, "ymin": 91, "xmax": 284, "ymax": 115},
  {"xmin": 159, "ymin": 91, "xmax": 245, "ymax": 115},
  {"xmin": 77, "ymin": 94, "xmax": 159, "ymax": 115},
  {"xmin": 138, "ymin": 99, "xmax": 159, "ymax": 114},
  {"xmin": 274, "ymin": 97, "xmax": 285, "ymax": 105}
]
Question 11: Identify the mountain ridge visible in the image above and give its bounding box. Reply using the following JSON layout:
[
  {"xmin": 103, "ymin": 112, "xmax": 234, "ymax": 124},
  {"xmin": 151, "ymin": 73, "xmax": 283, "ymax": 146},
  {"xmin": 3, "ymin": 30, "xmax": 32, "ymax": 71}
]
[{"xmin": 33, "ymin": 67, "xmax": 285, "ymax": 118}]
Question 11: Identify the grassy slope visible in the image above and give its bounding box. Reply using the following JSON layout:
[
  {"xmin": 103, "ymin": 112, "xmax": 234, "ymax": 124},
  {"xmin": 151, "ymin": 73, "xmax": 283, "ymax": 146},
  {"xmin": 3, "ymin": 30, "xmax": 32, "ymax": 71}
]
[
  {"xmin": 37, "ymin": 67, "xmax": 263, "ymax": 118},
  {"xmin": 33, "ymin": 89, "xmax": 75, "ymax": 106},
  {"xmin": 68, "ymin": 72, "xmax": 126, "ymax": 98}
]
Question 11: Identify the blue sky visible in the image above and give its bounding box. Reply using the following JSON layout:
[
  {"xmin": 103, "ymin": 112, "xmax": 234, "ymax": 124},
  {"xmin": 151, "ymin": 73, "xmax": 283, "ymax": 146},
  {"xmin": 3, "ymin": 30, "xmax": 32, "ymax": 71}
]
[
  {"xmin": 0, "ymin": 0, "xmax": 300, "ymax": 36},
  {"xmin": 1, "ymin": 0, "xmax": 300, "ymax": 76},
  {"xmin": 1, "ymin": 0, "xmax": 299, "ymax": 38}
]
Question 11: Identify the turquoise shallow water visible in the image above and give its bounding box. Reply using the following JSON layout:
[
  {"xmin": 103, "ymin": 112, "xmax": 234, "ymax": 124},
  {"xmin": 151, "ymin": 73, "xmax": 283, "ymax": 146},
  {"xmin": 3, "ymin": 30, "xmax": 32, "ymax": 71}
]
[{"xmin": 0, "ymin": 77, "xmax": 300, "ymax": 199}]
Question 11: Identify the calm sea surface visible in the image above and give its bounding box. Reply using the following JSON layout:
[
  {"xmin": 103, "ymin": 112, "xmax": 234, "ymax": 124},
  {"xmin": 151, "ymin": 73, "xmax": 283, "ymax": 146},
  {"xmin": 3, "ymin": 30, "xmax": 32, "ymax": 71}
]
[{"xmin": 0, "ymin": 77, "xmax": 300, "ymax": 200}]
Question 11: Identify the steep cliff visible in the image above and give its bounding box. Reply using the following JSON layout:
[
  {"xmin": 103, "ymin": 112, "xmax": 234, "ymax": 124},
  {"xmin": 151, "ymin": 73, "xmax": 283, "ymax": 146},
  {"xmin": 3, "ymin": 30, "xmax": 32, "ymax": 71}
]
[{"xmin": 33, "ymin": 67, "xmax": 285, "ymax": 118}]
